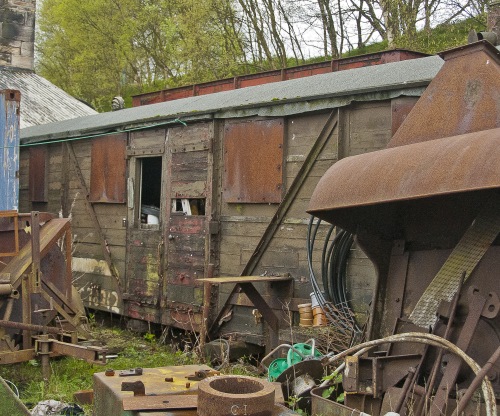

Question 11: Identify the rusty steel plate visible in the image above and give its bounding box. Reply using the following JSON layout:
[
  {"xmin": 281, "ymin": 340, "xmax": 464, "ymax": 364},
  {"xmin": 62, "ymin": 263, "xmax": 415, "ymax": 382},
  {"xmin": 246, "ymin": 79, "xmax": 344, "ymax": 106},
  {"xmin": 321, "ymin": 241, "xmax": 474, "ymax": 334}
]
[
  {"xmin": 223, "ymin": 119, "xmax": 284, "ymax": 204},
  {"xmin": 389, "ymin": 41, "xmax": 500, "ymax": 148},
  {"xmin": 89, "ymin": 133, "xmax": 127, "ymax": 203},
  {"xmin": 123, "ymin": 393, "xmax": 197, "ymax": 411},
  {"xmin": 308, "ymin": 127, "xmax": 500, "ymax": 218},
  {"xmin": 93, "ymin": 364, "xmax": 213, "ymax": 416}
]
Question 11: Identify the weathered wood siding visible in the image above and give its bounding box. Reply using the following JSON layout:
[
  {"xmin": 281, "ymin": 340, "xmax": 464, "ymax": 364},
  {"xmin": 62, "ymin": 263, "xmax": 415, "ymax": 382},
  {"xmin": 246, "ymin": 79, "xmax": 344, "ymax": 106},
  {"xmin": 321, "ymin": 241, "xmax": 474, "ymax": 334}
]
[
  {"xmin": 217, "ymin": 102, "xmax": 392, "ymax": 340},
  {"xmin": 124, "ymin": 128, "xmax": 166, "ymax": 323},
  {"xmin": 20, "ymin": 139, "xmax": 126, "ymax": 315},
  {"xmin": 17, "ymin": 96, "xmax": 416, "ymax": 339},
  {"xmin": 161, "ymin": 122, "xmax": 214, "ymax": 330}
]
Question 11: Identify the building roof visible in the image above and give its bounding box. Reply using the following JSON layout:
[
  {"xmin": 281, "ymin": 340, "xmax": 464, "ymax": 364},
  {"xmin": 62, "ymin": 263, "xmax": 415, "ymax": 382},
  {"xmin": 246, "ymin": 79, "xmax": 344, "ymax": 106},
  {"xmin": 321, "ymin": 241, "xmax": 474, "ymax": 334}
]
[
  {"xmin": 0, "ymin": 66, "xmax": 97, "ymax": 129},
  {"xmin": 21, "ymin": 55, "xmax": 444, "ymax": 143}
]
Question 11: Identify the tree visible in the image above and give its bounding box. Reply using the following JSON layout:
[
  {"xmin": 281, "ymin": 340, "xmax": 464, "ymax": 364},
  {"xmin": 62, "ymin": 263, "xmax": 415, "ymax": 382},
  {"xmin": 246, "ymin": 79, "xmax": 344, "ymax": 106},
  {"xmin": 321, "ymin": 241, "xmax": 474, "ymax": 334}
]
[
  {"xmin": 37, "ymin": 0, "xmax": 487, "ymax": 110},
  {"xmin": 37, "ymin": 0, "xmax": 245, "ymax": 111}
]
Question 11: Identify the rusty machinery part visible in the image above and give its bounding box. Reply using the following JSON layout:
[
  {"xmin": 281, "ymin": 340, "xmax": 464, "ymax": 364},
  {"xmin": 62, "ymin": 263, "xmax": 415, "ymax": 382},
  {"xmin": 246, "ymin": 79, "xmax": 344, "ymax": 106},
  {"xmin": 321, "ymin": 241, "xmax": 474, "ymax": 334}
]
[
  {"xmin": 0, "ymin": 212, "xmax": 92, "ymax": 368},
  {"xmin": 306, "ymin": 216, "xmax": 361, "ymax": 346},
  {"xmin": 121, "ymin": 380, "xmax": 145, "ymax": 396},
  {"xmin": 291, "ymin": 373, "xmax": 316, "ymax": 398},
  {"xmin": 186, "ymin": 369, "xmax": 220, "ymax": 381},
  {"xmin": 276, "ymin": 359, "xmax": 324, "ymax": 404},
  {"xmin": 321, "ymin": 332, "xmax": 496, "ymax": 416},
  {"xmin": 198, "ymin": 375, "xmax": 276, "ymax": 416}
]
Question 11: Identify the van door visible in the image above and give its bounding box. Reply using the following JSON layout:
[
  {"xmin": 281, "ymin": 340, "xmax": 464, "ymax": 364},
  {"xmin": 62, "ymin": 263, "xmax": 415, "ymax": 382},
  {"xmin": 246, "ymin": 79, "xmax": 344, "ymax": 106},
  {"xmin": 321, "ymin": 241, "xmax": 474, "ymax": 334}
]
[
  {"xmin": 124, "ymin": 129, "xmax": 166, "ymax": 323},
  {"xmin": 162, "ymin": 122, "xmax": 213, "ymax": 331}
]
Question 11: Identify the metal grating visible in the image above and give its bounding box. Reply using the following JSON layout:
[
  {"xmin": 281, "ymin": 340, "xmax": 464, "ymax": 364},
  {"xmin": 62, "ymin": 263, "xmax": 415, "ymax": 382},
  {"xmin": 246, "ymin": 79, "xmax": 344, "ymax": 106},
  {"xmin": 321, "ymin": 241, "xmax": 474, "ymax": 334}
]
[{"xmin": 409, "ymin": 192, "xmax": 500, "ymax": 328}]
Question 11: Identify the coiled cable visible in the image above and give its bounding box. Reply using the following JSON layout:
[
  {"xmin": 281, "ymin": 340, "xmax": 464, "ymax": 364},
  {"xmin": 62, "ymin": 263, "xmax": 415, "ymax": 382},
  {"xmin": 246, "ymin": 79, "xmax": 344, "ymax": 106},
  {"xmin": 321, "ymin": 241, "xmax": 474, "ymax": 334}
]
[{"xmin": 307, "ymin": 216, "xmax": 360, "ymax": 339}]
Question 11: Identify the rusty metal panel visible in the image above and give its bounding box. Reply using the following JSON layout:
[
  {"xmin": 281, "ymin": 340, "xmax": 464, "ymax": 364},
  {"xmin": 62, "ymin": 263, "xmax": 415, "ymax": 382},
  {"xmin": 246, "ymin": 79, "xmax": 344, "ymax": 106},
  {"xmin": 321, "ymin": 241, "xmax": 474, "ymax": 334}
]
[
  {"xmin": 93, "ymin": 365, "xmax": 211, "ymax": 416},
  {"xmin": 308, "ymin": 127, "xmax": 500, "ymax": 220},
  {"xmin": 90, "ymin": 134, "xmax": 127, "ymax": 203},
  {"xmin": 391, "ymin": 97, "xmax": 419, "ymax": 136},
  {"xmin": 28, "ymin": 146, "xmax": 48, "ymax": 202},
  {"xmin": 389, "ymin": 41, "xmax": 500, "ymax": 148},
  {"xmin": 0, "ymin": 90, "xmax": 20, "ymax": 211},
  {"xmin": 197, "ymin": 79, "xmax": 234, "ymax": 95},
  {"xmin": 223, "ymin": 119, "xmax": 284, "ymax": 203}
]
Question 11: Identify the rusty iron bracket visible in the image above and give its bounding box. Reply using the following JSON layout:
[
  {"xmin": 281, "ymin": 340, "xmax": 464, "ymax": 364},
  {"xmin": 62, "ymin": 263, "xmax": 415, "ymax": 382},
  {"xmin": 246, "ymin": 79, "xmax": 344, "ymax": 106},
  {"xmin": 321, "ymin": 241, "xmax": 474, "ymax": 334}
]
[
  {"xmin": 186, "ymin": 369, "xmax": 220, "ymax": 381},
  {"xmin": 121, "ymin": 380, "xmax": 145, "ymax": 396},
  {"xmin": 343, "ymin": 354, "xmax": 422, "ymax": 399}
]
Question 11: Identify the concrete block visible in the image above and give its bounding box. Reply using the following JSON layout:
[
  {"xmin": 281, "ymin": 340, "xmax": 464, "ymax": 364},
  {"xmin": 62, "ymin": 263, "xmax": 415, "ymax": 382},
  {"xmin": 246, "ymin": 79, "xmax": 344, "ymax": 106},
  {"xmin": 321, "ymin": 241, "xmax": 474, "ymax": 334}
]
[{"xmin": 11, "ymin": 53, "xmax": 33, "ymax": 69}]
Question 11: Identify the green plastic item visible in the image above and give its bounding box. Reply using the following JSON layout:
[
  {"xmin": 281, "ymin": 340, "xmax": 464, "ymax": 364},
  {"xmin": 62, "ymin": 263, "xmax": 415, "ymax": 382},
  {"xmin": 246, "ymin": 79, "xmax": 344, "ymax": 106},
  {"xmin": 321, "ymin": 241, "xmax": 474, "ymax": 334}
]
[
  {"xmin": 268, "ymin": 357, "xmax": 289, "ymax": 381},
  {"xmin": 287, "ymin": 343, "xmax": 322, "ymax": 366}
]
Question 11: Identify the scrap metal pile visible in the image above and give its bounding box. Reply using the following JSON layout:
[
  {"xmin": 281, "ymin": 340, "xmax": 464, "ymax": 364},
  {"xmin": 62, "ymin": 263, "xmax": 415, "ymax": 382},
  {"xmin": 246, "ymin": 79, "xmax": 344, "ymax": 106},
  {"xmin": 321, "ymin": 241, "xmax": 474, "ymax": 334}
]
[{"xmin": 303, "ymin": 40, "xmax": 500, "ymax": 416}]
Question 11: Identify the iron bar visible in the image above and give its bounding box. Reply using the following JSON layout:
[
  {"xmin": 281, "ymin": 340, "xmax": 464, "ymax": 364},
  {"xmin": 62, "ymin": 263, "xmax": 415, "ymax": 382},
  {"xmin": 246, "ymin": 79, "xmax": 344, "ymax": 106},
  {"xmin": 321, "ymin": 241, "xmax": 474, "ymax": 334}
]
[{"xmin": 455, "ymin": 346, "xmax": 500, "ymax": 416}]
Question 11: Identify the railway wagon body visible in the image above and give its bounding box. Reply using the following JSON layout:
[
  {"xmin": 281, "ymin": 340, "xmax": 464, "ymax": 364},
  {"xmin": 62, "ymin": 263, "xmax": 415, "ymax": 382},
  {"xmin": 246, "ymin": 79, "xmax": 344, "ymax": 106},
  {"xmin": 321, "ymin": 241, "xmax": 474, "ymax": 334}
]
[{"xmin": 18, "ymin": 53, "xmax": 442, "ymax": 346}]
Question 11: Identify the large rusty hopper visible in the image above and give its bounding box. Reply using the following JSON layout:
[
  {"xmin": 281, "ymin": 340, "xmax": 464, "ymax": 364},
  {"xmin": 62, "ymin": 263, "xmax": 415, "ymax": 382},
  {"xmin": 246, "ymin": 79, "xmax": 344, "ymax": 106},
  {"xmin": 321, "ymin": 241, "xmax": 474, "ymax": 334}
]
[
  {"xmin": 307, "ymin": 41, "xmax": 500, "ymax": 404},
  {"xmin": 308, "ymin": 41, "xmax": 500, "ymax": 234}
]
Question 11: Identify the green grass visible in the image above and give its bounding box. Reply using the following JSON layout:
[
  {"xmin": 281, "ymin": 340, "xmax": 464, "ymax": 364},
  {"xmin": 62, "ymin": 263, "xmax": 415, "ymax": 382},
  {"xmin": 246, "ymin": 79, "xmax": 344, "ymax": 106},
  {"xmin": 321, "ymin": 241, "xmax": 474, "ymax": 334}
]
[
  {"xmin": 0, "ymin": 379, "xmax": 29, "ymax": 415},
  {"xmin": 0, "ymin": 327, "xmax": 199, "ymax": 414}
]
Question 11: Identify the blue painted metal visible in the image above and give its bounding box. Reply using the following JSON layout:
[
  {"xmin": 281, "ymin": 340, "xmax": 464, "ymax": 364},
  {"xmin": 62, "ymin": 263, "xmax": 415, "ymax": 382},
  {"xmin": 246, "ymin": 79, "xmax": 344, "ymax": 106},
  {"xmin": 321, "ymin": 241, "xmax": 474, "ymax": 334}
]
[{"xmin": 0, "ymin": 90, "xmax": 21, "ymax": 211}]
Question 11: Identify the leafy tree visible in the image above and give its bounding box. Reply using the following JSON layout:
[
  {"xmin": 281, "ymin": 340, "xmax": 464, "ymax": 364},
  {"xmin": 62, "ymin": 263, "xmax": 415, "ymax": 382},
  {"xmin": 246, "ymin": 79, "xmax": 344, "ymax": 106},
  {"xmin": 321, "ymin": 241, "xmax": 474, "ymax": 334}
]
[
  {"xmin": 37, "ymin": 0, "xmax": 488, "ymax": 110},
  {"xmin": 37, "ymin": 0, "xmax": 245, "ymax": 111}
]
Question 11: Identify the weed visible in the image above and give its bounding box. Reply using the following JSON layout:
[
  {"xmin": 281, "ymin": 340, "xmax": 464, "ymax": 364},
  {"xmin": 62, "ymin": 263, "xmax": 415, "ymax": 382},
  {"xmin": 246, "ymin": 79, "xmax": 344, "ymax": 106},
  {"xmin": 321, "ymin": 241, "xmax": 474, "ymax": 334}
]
[
  {"xmin": 286, "ymin": 395, "xmax": 307, "ymax": 415},
  {"xmin": 143, "ymin": 332, "xmax": 156, "ymax": 343}
]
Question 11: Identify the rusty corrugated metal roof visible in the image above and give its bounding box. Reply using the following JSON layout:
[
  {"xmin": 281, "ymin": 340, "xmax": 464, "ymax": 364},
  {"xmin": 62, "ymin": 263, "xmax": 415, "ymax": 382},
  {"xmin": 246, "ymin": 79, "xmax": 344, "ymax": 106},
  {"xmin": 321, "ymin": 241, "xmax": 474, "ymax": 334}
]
[{"xmin": 0, "ymin": 66, "xmax": 97, "ymax": 128}]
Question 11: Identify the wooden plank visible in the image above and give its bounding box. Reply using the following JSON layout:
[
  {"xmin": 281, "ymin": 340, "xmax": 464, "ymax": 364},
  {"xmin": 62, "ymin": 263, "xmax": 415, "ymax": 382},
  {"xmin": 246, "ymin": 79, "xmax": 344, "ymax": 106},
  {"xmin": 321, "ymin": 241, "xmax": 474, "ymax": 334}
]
[
  {"xmin": 29, "ymin": 146, "xmax": 48, "ymax": 202},
  {"xmin": 169, "ymin": 123, "xmax": 211, "ymax": 148},
  {"xmin": 171, "ymin": 151, "xmax": 208, "ymax": 182},
  {"xmin": 229, "ymin": 292, "xmax": 309, "ymax": 311},
  {"xmin": 170, "ymin": 181, "xmax": 206, "ymax": 198},
  {"xmin": 130, "ymin": 128, "xmax": 166, "ymax": 149},
  {"xmin": 198, "ymin": 275, "xmax": 291, "ymax": 283}
]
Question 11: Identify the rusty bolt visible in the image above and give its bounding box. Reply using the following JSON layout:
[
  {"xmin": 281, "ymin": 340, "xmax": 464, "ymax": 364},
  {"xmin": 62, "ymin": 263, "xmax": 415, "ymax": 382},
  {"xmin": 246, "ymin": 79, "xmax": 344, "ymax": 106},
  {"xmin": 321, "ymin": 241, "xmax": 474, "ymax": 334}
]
[{"xmin": 105, "ymin": 369, "xmax": 115, "ymax": 376}]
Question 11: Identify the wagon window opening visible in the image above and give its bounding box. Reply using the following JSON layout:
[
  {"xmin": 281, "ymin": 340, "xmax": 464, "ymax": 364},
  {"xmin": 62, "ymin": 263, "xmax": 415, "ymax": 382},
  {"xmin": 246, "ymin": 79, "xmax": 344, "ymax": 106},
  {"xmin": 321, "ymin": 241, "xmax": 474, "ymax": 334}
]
[
  {"xmin": 140, "ymin": 157, "xmax": 162, "ymax": 225},
  {"xmin": 171, "ymin": 198, "xmax": 205, "ymax": 215}
]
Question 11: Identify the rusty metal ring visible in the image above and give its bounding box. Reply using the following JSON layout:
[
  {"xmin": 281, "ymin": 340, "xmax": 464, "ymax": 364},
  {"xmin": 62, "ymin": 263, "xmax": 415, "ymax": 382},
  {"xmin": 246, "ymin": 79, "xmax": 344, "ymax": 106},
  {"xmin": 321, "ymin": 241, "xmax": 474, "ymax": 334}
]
[{"xmin": 198, "ymin": 375, "xmax": 275, "ymax": 416}]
